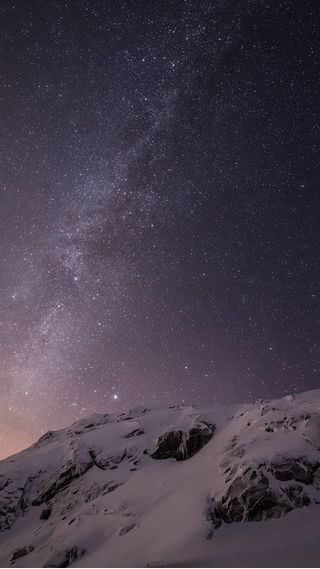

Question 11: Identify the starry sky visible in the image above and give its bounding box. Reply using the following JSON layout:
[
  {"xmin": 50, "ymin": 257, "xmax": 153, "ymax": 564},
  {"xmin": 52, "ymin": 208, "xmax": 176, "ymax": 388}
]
[{"xmin": 0, "ymin": 0, "xmax": 319, "ymax": 459}]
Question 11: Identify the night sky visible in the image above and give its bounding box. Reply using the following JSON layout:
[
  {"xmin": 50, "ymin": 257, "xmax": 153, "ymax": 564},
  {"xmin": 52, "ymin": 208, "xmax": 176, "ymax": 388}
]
[{"xmin": 1, "ymin": 1, "xmax": 319, "ymax": 459}]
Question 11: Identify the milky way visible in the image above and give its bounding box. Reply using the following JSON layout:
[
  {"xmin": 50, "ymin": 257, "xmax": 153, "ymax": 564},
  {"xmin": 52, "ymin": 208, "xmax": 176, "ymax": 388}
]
[{"xmin": 0, "ymin": 0, "xmax": 319, "ymax": 458}]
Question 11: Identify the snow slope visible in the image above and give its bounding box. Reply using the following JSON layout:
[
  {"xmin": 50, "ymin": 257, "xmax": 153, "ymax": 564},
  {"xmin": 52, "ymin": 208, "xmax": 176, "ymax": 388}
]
[{"xmin": 1, "ymin": 390, "xmax": 320, "ymax": 567}]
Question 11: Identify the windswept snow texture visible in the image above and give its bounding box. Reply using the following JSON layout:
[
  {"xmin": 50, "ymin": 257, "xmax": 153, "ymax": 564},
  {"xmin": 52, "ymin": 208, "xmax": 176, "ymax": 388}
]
[{"xmin": 1, "ymin": 391, "xmax": 320, "ymax": 567}]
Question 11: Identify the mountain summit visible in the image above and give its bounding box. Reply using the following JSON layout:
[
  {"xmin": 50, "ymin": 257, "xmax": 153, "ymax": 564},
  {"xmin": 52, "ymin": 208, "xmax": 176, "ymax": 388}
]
[{"xmin": 1, "ymin": 390, "xmax": 320, "ymax": 567}]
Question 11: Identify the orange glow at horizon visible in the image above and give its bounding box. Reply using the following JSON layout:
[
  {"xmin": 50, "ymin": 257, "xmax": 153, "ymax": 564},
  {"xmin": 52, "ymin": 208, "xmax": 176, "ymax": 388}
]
[{"xmin": 0, "ymin": 425, "xmax": 34, "ymax": 461}]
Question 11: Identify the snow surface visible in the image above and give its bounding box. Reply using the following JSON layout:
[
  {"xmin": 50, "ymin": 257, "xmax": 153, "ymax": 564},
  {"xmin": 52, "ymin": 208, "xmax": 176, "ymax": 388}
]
[{"xmin": 1, "ymin": 390, "xmax": 320, "ymax": 567}]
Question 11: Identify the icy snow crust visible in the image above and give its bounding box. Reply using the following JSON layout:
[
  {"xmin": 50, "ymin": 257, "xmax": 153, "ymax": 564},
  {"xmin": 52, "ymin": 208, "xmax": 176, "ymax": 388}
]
[{"xmin": 1, "ymin": 391, "xmax": 320, "ymax": 567}]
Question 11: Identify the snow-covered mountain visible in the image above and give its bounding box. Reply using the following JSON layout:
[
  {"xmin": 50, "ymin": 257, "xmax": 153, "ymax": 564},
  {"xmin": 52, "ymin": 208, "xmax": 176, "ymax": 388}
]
[{"xmin": 1, "ymin": 390, "xmax": 320, "ymax": 567}]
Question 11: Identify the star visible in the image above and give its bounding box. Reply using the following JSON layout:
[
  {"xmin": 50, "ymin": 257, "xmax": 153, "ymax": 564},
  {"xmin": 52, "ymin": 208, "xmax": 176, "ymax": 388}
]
[{"xmin": 0, "ymin": 0, "xmax": 318, "ymax": 461}]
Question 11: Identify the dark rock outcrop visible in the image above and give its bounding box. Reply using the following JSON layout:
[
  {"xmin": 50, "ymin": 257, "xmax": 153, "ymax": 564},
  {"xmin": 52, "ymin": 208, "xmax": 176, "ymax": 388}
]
[
  {"xmin": 33, "ymin": 460, "xmax": 93, "ymax": 506},
  {"xmin": 270, "ymin": 458, "xmax": 318, "ymax": 484},
  {"xmin": 151, "ymin": 422, "xmax": 215, "ymax": 461},
  {"xmin": 89, "ymin": 447, "xmax": 140, "ymax": 470},
  {"xmin": 124, "ymin": 428, "xmax": 144, "ymax": 438},
  {"xmin": 32, "ymin": 445, "xmax": 94, "ymax": 506},
  {"xmin": 118, "ymin": 522, "xmax": 135, "ymax": 535},
  {"xmin": 33, "ymin": 431, "xmax": 60, "ymax": 448},
  {"xmin": 208, "ymin": 457, "xmax": 320, "ymax": 529},
  {"xmin": 0, "ymin": 476, "xmax": 32, "ymax": 532},
  {"xmin": 214, "ymin": 471, "xmax": 291, "ymax": 523},
  {"xmin": 40, "ymin": 506, "xmax": 52, "ymax": 520},
  {"xmin": 10, "ymin": 545, "xmax": 34, "ymax": 564},
  {"xmin": 43, "ymin": 546, "xmax": 85, "ymax": 568}
]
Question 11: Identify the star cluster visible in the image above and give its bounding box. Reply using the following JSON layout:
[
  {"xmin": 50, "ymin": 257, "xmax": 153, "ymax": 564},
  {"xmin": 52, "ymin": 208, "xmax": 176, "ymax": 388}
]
[{"xmin": 0, "ymin": 0, "xmax": 319, "ymax": 458}]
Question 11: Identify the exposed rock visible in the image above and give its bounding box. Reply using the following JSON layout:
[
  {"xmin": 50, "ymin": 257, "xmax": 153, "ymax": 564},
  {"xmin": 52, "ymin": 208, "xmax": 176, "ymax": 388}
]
[
  {"xmin": 270, "ymin": 457, "xmax": 319, "ymax": 484},
  {"xmin": 84, "ymin": 480, "xmax": 123, "ymax": 502},
  {"xmin": 303, "ymin": 414, "xmax": 320, "ymax": 448},
  {"xmin": 0, "ymin": 477, "xmax": 10, "ymax": 492},
  {"xmin": 32, "ymin": 448, "xmax": 94, "ymax": 506},
  {"xmin": 102, "ymin": 481, "xmax": 124, "ymax": 495},
  {"xmin": 151, "ymin": 422, "xmax": 215, "ymax": 461},
  {"xmin": 118, "ymin": 523, "xmax": 136, "ymax": 535},
  {"xmin": 209, "ymin": 457, "xmax": 320, "ymax": 529},
  {"xmin": 129, "ymin": 406, "xmax": 150, "ymax": 415},
  {"xmin": 89, "ymin": 447, "xmax": 139, "ymax": 470},
  {"xmin": 40, "ymin": 507, "xmax": 52, "ymax": 520},
  {"xmin": 33, "ymin": 431, "xmax": 60, "ymax": 448},
  {"xmin": 10, "ymin": 545, "xmax": 34, "ymax": 564},
  {"xmin": 43, "ymin": 546, "xmax": 85, "ymax": 568},
  {"xmin": 0, "ymin": 477, "xmax": 33, "ymax": 532},
  {"xmin": 0, "ymin": 482, "xmax": 22, "ymax": 531},
  {"xmin": 124, "ymin": 428, "xmax": 144, "ymax": 438},
  {"xmin": 32, "ymin": 459, "xmax": 93, "ymax": 505},
  {"xmin": 284, "ymin": 485, "xmax": 311, "ymax": 507},
  {"xmin": 3, "ymin": 391, "xmax": 320, "ymax": 567},
  {"xmin": 209, "ymin": 471, "xmax": 290, "ymax": 525},
  {"xmin": 151, "ymin": 430, "xmax": 183, "ymax": 460}
]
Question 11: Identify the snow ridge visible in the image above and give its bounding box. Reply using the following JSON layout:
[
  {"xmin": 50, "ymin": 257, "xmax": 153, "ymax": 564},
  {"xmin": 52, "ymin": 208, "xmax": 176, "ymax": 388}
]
[{"xmin": 1, "ymin": 390, "xmax": 320, "ymax": 567}]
